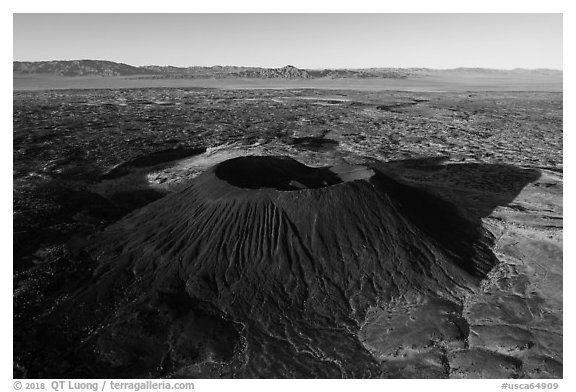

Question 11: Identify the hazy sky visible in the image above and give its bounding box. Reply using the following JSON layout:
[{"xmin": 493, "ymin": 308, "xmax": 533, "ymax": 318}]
[{"xmin": 13, "ymin": 13, "xmax": 563, "ymax": 69}]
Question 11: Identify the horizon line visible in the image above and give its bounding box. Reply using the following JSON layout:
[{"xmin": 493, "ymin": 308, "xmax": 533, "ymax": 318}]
[{"xmin": 12, "ymin": 59, "xmax": 564, "ymax": 72}]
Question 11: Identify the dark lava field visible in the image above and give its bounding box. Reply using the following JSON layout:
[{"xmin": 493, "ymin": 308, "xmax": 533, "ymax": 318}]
[{"xmin": 13, "ymin": 87, "xmax": 563, "ymax": 378}]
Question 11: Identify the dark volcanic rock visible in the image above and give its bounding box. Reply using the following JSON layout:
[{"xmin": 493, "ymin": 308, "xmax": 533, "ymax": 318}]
[
  {"xmin": 39, "ymin": 156, "xmax": 498, "ymax": 378},
  {"xmin": 290, "ymin": 137, "xmax": 339, "ymax": 152}
]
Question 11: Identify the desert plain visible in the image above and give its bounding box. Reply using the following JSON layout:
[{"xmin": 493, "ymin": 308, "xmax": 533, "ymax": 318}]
[{"xmin": 13, "ymin": 75, "xmax": 562, "ymax": 378}]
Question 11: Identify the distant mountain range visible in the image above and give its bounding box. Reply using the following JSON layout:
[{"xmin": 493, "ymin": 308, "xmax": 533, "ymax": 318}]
[{"xmin": 13, "ymin": 60, "xmax": 563, "ymax": 79}]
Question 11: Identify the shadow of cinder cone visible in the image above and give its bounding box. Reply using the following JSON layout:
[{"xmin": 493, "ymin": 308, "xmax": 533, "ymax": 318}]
[{"xmin": 375, "ymin": 157, "xmax": 542, "ymax": 221}]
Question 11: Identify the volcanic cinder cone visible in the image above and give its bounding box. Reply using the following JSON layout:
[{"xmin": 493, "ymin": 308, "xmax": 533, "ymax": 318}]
[{"xmin": 52, "ymin": 156, "xmax": 498, "ymax": 378}]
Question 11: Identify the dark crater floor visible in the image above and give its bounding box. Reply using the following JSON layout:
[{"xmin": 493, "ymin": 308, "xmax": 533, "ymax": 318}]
[{"xmin": 215, "ymin": 156, "xmax": 371, "ymax": 191}]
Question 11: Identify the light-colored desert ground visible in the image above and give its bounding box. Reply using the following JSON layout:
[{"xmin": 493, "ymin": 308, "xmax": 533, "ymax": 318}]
[{"xmin": 13, "ymin": 74, "xmax": 562, "ymax": 92}]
